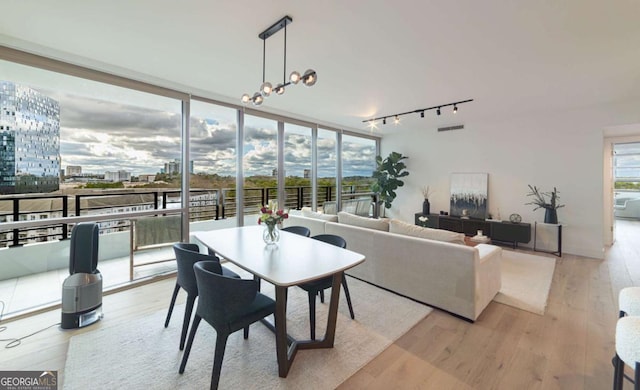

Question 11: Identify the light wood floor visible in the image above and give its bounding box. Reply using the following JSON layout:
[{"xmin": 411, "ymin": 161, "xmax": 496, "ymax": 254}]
[{"xmin": 1, "ymin": 220, "xmax": 639, "ymax": 389}]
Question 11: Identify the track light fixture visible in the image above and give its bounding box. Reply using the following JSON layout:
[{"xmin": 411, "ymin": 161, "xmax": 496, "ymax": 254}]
[
  {"xmin": 362, "ymin": 99, "xmax": 473, "ymax": 126},
  {"xmin": 241, "ymin": 16, "xmax": 317, "ymax": 106}
]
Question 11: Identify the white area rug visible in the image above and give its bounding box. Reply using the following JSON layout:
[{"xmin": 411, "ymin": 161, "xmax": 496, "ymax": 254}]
[
  {"xmin": 63, "ymin": 275, "xmax": 431, "ymax": 390},
  {"xmin": 493, "ymin": 250, "xmax": 556, "ymax": 315}
]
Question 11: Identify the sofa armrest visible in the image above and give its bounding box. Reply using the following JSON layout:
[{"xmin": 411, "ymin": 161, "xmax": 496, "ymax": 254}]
[
  {"xmin": 473, "ymin": 244, "xmax": 502, "ymax": 319},
  {"xmin": 476, "ymin": 243, "xmax": 502, "ymax": 264}
]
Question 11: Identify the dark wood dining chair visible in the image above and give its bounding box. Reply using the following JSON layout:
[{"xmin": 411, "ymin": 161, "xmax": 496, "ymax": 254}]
[
  {"xmin": 281, "ymin": 225, "xmax": 311, "ymax": 237},
  {"xmin": 165, "ymin": 243, "xmax": 239, "ymax": 350},
  {"xmin": 179, "ymin": 261, "xmax": 276, "ymax": 390},
  {"xmin": 297, "ymin": 234, "xmax": 355, "ymax": 340}
]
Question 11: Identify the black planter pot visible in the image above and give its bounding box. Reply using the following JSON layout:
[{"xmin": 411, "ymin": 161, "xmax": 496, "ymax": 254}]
[
  {"xmin": 422, "ymin": 199, "xmax": 430, "ymax": 215},
  {"xmin": 544, "ymin": 208, "xmax": 558, "ymax": 224}
]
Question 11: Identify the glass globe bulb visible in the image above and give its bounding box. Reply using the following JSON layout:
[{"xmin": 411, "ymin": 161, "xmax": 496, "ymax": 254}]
[
  {"xmin": 252, "ymin": 92, "xmax": 263, "ymax": 106},
  {"xmin": 260, "ymin": 82, "xmax": 272, "ymax": 97},
  {"xmin": 302, "ymin": 69, "xmax": 317, "ymax": 87},
  {"xmin": 274, "ymin": 83, "xmax": 285, "ymax": 95},
  {"xmin": 289, "ymin": 71, "xmax": 301, "ymax": 85},
  {"xmin": 241, "ymin": 93, "xmax": 251, "ymax": 104}
]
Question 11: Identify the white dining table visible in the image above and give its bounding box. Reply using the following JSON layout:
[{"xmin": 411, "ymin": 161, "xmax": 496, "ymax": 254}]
[{"xmin": 192, "ymin": 225, "xmax": 366, "ymax": 377}]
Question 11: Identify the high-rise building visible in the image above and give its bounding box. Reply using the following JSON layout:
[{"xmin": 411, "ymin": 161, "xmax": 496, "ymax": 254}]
[
  {"xmin": 104, "ymin": 170, "xmax": 131, "ymax": 182},
  {"xmin": 0, "ymin": 81, "xmax": 60, "ymax": 194},
  {"xmin": 66, "ymin": 165, "xmax": 82, "ymax": 176},
  {"xmin": 164, "ymin": 159, "xmax": 180, "ymax": 175},
  {"xmin": 163, "ymin": 159, "xmax": 194, "ymax": 175}
]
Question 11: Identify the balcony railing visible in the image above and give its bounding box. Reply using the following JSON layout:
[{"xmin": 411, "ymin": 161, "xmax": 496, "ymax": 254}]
[{"xmin": 0, "ymin": 184, "xmax": 374, "ymax": 248}]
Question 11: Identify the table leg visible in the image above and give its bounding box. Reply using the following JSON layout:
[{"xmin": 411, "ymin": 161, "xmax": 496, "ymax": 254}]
[
  {"xmin": 298, "ymin": 272, "xmax": 342, "ymax": 349},
  {"xmin": 270, "ymin": 273, "xmax": 343, "ymax": 377},
  {"xmin": 274, "ymin": 285, "xmax": 296, "ymax": 377}
]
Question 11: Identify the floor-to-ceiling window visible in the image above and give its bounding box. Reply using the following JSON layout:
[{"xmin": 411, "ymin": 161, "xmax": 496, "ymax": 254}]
[
  {"xmin": 341, "ymin": 134, "xmax": 376, "ymax": 215},
  {"xmin": 0, "ymin": 57, "xmax": 185, "ymax": 314},
  {"xmin": 243, "ymin": 114, "xmax": 278, "ymax": 222},
  {"xmin": 284, "ymin": 123, "xmax": 312, "ymax": 210},
  {"xmin": 190, "ymin": 100, "xmax": 238, "ymax": 227},
  {"xmin": 317, "ymin": 128, "xmax": 338, "ymax": 212}
]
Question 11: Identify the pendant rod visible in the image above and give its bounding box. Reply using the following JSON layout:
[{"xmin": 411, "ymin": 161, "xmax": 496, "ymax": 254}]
[
  {"xmin": 262, "ymin": 39, "xmax": 266, "ymax": 83},
  {"xmin": 283, "ymin": 23, "xmax": 287, "ymax": 83}
]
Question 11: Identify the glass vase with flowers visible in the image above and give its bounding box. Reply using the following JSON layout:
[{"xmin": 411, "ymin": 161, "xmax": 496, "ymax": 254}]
[{"xmin": 258, "ymin": 203, "xmax": 288, "ymax": 245}]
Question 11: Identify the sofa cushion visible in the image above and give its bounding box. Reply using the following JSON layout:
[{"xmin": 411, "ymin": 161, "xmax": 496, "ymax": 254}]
[
  {"xmin": 389, "ymin": 219, "xmax": 465, "ymax": 245},
  {"xmin": 301, "ymin": 207, "xmax": 339, "ymax": 222},
  {"xmin": 337, "ymin": 211, "xmax": 389, "ymax": 231}
]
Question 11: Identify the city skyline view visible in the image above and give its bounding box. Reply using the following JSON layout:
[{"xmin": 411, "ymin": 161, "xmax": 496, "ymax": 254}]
[{"xmin": 38, "ymin": 85, "xmax": 377, "ymax": 179}]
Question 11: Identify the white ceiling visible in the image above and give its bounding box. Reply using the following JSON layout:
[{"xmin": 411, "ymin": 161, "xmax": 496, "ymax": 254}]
[{"xmin": 1, "ymin": 0, "xmax": 639, "ymax": 135}]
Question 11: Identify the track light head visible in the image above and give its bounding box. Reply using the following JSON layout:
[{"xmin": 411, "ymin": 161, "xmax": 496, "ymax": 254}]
[
  {"xmin": 420, "ymin": 111, "xmax": 425, "ymax": 118},
  {"xmin": 453, "ymin": 104, "xmax": 458, "ymax": 114},
  {"xmin": 436, "ymin": 107, "xmax": 441, "ymax": 115},
  {"xmin": 394, "ymin": 115, "xmax": 400, "ymax": 125},
  {"xmin": 302, "ymin": 69, "xmax": 317, "ymax": 87},
  {"xmin": 382, "ymin": 118, "xmax": 386, "ymax": 125}
]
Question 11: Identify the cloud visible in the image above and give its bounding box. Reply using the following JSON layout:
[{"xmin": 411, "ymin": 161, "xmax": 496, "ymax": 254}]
[{"xmin": 34, "ymin": 88, "xmax": 375, "ymax": 177}]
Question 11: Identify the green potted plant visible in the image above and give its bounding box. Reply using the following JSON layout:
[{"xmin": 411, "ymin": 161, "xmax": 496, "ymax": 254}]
[
  {"xmin": 371, "ymin": 151, "xmax": 409, "ymax": 217},
  {"xmin": 525, "ymin": 185, "xmax": 565, "ymax": 224}
]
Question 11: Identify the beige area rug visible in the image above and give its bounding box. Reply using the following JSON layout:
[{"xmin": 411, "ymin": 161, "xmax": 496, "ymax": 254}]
[
  {"xmin": 63, "ymin": 275, "xmax": 431, "ymax": 390},
  {"xmin": 493, "ymin": 250, "xmax": 557, "ymax": 315}
]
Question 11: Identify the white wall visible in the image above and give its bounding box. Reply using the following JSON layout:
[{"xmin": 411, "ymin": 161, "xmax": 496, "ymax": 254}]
[{"xmin": 381, "ymin": 99, "xmax": 640, "ymax": 259}]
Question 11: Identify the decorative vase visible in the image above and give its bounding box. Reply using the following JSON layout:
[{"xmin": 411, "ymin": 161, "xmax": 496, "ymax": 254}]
[
  {"xmin": 422, "ymin": 199, "xmax": 430, "ymax": 215},
  {"xmin": 544, "ymin": 208, "xmax": 558, "ymax": 224},
  {"xmin": 263, "ymin": 224, "xmax": 280, "ymax": 245}
]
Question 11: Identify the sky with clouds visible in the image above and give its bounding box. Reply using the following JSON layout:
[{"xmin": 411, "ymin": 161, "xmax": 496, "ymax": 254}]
[{"xmin": 33, "ymin": 86, "xmax": 376, "ymax": 178}]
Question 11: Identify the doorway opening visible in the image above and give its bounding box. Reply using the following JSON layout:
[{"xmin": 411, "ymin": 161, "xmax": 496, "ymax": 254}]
[{"xmin": 612, "ymin": 142, "xmax": 640, "ymax": 242}]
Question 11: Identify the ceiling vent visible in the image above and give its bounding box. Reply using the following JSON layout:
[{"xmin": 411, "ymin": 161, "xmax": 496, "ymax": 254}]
[{"xmin": 437, "ymin": 124, "xmax": 464, "ymax": 132}]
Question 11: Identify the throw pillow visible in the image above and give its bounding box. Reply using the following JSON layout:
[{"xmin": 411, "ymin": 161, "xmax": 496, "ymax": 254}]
[
  {"xmin": 337, "ymin": 211, "xmax": 389, "ymax": 231},
  {"xmin": 302, "ymin": 208, "xmax": 339, "ymax": 222},
  {"xmin": 389, "ymin": 219, "xmax": 465, "ymax": 245}
]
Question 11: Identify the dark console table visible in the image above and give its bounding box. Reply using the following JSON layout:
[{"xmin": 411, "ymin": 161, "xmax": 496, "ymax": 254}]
[{"xmin": 415, "ymin": 213, "xmax": 531, "ymax": 248}]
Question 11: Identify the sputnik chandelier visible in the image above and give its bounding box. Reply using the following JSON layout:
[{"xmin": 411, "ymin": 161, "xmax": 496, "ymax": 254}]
[
  {"xmin": 241, "ymin": 16, "xmax": 317, "ymax": 106},
  {"xmin": 362, "ymin": 99, "xmax": 474, "ymax": 127}
]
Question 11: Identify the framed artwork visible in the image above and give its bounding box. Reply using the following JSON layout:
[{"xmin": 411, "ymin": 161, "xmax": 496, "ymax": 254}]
[{"xmin": 450, "ymin": 173, "xmax": 488, "ymax": 219}]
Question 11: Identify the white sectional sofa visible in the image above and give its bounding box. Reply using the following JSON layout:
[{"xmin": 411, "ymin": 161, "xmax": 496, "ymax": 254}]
[{"xmin": 283, "ymin": 211, "xmax": 502, "ymax": 322}]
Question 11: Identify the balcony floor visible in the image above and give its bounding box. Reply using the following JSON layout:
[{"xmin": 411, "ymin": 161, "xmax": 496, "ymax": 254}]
[{"xmin": 0, "ymin": 246, "xmax": 177, "ymax": 318}]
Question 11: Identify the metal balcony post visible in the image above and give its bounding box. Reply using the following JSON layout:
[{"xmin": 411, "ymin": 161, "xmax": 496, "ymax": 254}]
[
  {"xmin": 12, "ymin": 198, "xmax": 19, "ymax": 247},
  {"xmin": 62, "ymin": 195, "xmax": 68, "ymax": 239}
]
